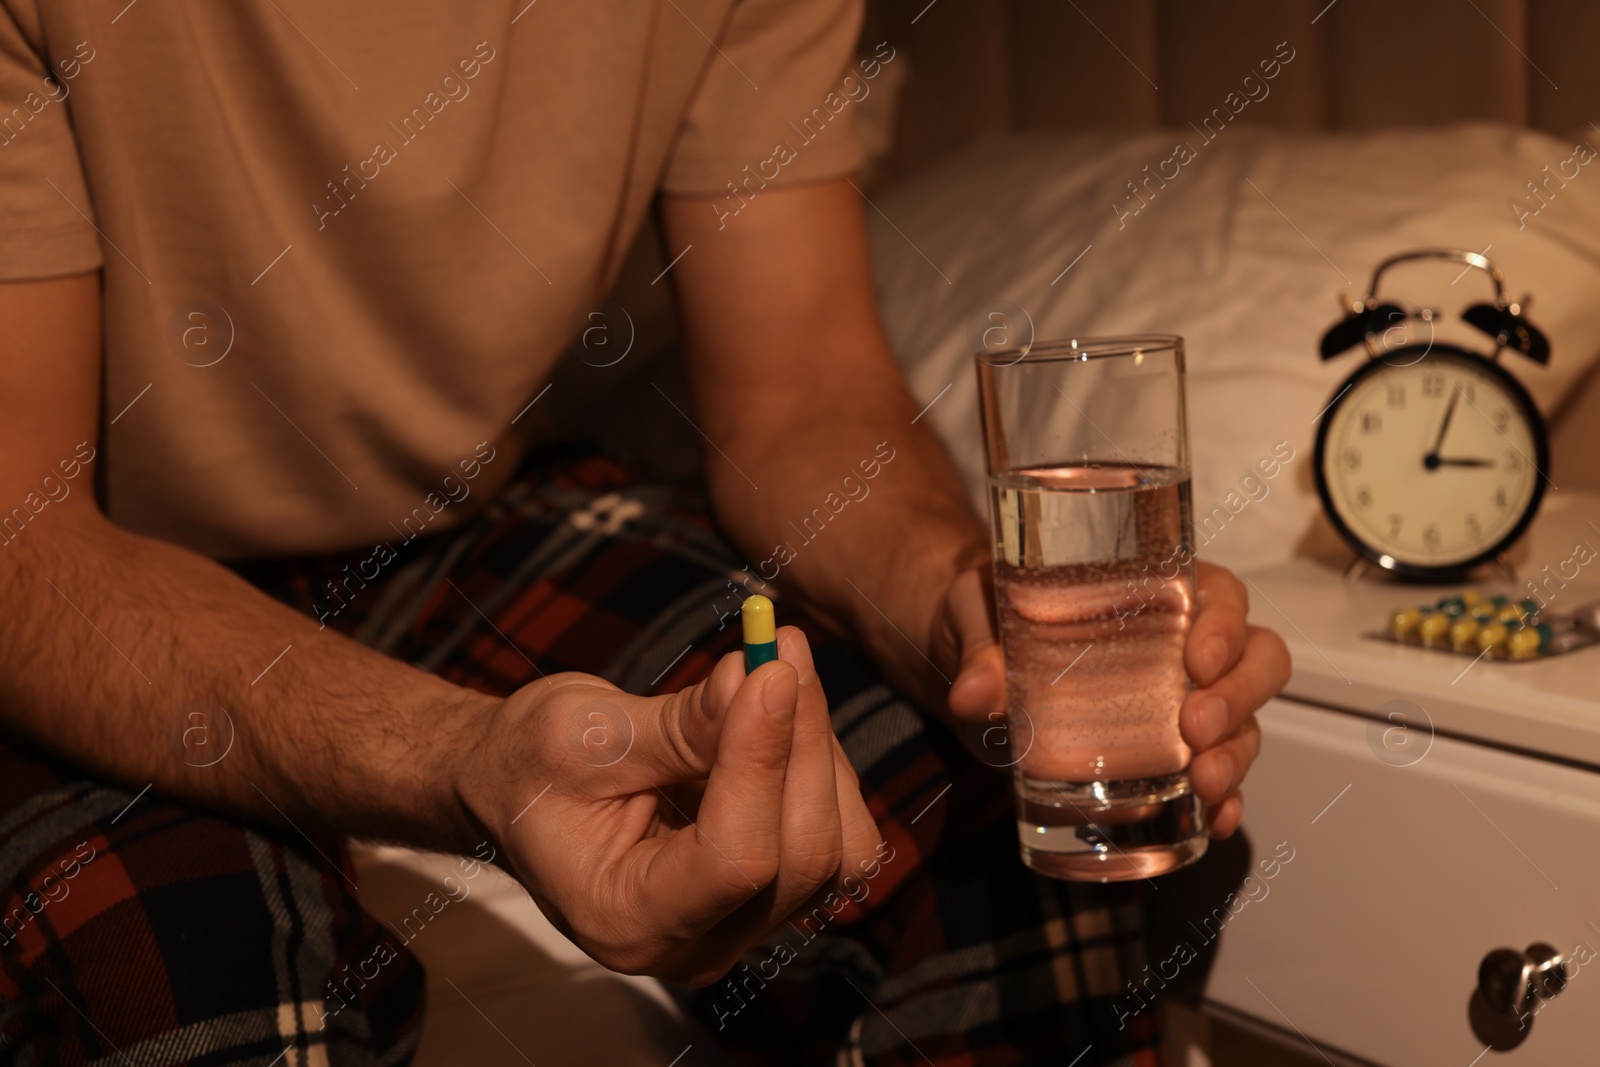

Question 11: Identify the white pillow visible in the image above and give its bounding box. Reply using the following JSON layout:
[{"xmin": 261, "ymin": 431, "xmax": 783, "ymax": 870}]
[{"xmin": 867, "ymin": 124, "xmax": 1600, "ymax": 570}]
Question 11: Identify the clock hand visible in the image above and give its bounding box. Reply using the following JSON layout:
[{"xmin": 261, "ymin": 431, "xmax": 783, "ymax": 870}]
[
  {"xmin": 1430, "ymin": 456, "xmax": 1494, "ymax": 468},
  {"xmin": 1423, "ymin": 385, "xmax": 1462, "ymax": 467}
]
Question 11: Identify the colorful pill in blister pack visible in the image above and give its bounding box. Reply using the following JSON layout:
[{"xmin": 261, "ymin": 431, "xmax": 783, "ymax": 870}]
[{"xmin": 1386, "ymin": 591, "xmax": 1558, "ymax": 660}]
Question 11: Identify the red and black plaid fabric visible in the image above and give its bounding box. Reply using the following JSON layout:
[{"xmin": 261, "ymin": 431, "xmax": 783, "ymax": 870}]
[
  {"xmin": 1, "ymin": 444, "xmax": 1163, "ymax": 1065},
  {"xmin": 243, "ymin": 445, "xmax": 1165, "ymax": 1067},
  {"xmin": 0, "ymin": 744, "xmax": 425, "ymax": 1065}
]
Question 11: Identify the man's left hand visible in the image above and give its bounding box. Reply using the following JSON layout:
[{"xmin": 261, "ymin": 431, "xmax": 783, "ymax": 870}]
[{"xmin": 937, "ymin": 561, "xmax": 1291, "ymax": 839}]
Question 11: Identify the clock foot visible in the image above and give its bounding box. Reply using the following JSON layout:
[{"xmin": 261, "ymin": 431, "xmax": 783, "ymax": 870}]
[{"xmin": 1493, "ymin": 551, "xmax": 1518, "ymax": 585}]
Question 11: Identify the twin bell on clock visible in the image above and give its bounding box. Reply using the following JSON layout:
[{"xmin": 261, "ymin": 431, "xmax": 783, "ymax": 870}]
[{"xmin": 1313, "ymin": 248, "xmax": 1550, "ymax": 582}]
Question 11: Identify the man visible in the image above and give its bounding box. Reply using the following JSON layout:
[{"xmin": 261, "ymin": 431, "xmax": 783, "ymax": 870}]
[{"xmin": 0, "ymin": 0, "xmax": 1287, "ymax": 1063}]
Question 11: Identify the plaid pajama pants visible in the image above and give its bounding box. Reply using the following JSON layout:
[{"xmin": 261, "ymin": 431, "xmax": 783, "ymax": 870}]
[{"xmin": 0, "ymin": 445, "xmax": 1163, "ymax": 1066}]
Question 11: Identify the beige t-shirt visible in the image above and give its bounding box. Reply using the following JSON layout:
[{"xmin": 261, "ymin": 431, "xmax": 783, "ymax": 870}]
[{"xmin": 0, "ymin": 0, "xmax": 867, "ymax": 557}]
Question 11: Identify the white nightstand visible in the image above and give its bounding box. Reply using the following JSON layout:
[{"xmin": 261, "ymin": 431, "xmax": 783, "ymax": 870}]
[{"xmin": 1190, "ymin": 492, "xmax": 1600, "ymax": 1067}]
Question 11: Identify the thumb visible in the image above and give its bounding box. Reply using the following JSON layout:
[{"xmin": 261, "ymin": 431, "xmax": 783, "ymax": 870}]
[
  {"xmin": 944, "ymin": 567, "xmax": 1007, "ymax": 721},
  {"xmin": 608, "ymin": 650, "xmax": 789, "ymax": 790}
]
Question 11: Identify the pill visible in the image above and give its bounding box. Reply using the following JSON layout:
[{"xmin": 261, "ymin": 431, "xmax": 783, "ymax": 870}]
[
  {"xmin": 1476, "ymin": 622, "xmax": 1509, "ymax": 652},
  {"xmin": 741, "ymin": 594, "xmax": 778, "ymax": 671},
  {"xmin": 1391, "ymin": 607, "xmax": 1425, "ymax": 638},
  {"xmin": 1508, "ymin": 623, "xmax": 1554, "ymax": 660},
  {"xmin": 1508, "ymin": 625, "xmax": 1542, "ymax": 659},
  {"xmin": 1420, "ymin": 612, "xmax": 1453, "ymax": 643}
]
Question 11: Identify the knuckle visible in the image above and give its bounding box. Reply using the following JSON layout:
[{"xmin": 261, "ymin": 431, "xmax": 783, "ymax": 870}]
[
  {"xmin": 1241, "ymin": 626, "xmax": 1279, "ymax": 663},
  {"xmin": 1259, "ymin": 629, "xmax": 1293, "ymax": 682},
  {"xmin": 785, "ymin": 831, "xmax": 843, "ymax": 889},
  {"xmin": 1231, "ymin": 728, "xmax": 1262, "ymax": 767},
  {"xmin": 722, "ymin": 843, "xmax": 780, "ymax": 892},
  {"xmin": 659, "ymin": 689, "xmax": 702, "ymax": 771},
  {"xmin": 1256, "ymin": 623, "xmax": 1287, "ymax": 651},
  {"xmin": 731, "ymin": 859, "xmax": 778, "ymax": 896},
  {"xmin": 746, "ymin": 729, "xmax": 793, "ymax": 774}
]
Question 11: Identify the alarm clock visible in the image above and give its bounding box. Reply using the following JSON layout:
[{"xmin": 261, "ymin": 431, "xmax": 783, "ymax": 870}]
[{"xmin": 1312, "ymin": 248, "xmax": 1551, "ymax": 582}]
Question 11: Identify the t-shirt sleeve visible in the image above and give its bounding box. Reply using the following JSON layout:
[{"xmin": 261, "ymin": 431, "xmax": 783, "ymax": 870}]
[
  {"xmin": 0, "ymin": 8, "xmax": 102, "ymax": 281},
  {"xmin": 661, "ymin": 0, "xmax": 866, "ymax": 195}
]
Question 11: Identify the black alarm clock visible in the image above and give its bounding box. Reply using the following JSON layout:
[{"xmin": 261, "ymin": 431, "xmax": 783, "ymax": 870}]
[{"xmin": 1312, "ymin": 248, "xmax": 1551, "ymax": 582}]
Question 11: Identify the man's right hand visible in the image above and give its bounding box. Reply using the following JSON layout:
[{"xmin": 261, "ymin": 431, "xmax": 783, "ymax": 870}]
[{"xmin": 454, "ymin": 626, "xmax": 883, "ymax": 986}]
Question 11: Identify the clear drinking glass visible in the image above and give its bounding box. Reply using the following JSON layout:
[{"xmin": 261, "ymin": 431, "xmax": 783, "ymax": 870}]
[{"xmin": 975, "ymin": 335, "xmax": 1207, "ymax": 882}]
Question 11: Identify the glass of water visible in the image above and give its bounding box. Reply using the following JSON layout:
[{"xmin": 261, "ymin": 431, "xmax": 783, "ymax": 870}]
[{"xmin": 975, "ymin": 335, "xmax": 1207, "ymax": 882}]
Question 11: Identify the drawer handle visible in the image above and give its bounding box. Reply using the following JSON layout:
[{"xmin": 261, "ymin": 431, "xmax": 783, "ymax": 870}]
[{"xmin": 1477, "ymin": 943, "xmax": 1570, "ymax": 1021}]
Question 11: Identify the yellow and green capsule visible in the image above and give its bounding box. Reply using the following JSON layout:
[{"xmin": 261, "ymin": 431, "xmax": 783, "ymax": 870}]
[
  {"xmin": 742, "ymin": 594, "xmax": 778, "ymax": 671},
  {"xmin": 1449, "ymin": 616, "xmax": 1481, "ymax": 651},
  {"xmin": 1476, "ymin": 621, "xmax": 1509, "ymax": 654},
  {"xmin": 1419, "ymin": 611, "xmax": 1453, "ymax": 644},
  {"xmin": 1508, "ymin": 623, "xmax": 1553, "ymax": 660},
  {"xmin": 1391, "ymin": 607, "xmax": 1426, "ymax": 639}
]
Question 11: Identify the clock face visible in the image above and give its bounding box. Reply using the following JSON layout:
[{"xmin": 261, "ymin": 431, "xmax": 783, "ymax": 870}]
[{"xmin": 1316, "ymin": 347, "xmax": 1547, "ymax": 575}]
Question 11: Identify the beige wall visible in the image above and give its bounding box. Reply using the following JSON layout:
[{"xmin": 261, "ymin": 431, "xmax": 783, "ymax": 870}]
[
  {"xmin": 865, "ymin": 0, "xmax": 1600, "ymax": 180},
  {"xmin": 1551, "ymin": 362, "xmax": 1600, "ymax": 490}
]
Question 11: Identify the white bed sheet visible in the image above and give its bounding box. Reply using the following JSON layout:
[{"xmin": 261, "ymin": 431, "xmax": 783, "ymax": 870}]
[{"xmin": 867, "ymin": 124, "xmax": 1600, "ymax": 569}]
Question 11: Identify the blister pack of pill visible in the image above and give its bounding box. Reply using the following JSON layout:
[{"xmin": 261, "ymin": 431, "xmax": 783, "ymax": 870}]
[{"xmin": 1368, "ymin": 590, "xmax": 1600, "ymax": 661}]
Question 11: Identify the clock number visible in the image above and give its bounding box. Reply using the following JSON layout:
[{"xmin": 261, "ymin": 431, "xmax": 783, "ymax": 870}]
[
  {"xmin": 1386, "ymin": 384, "xmax": 1406, "ymax": 409},
  {"xmin": 1493, "ymin": 408, "xmax": 1510, "ymax": 431},
  {"xmin": 1387, "ymin": 513, "xmax": 1403, "ymax": 538},
  {"xmin": 1505, "ymin": 450, "xmax": 1522, "ymax": 473},
  {"xmin": 1355, "ymin": 485, "xmax": 1372, "ymax": 509},
  {"xmin": 1465, "ymin": 514, "xmax": 1482, "ymax": 540},
  {"xmin": 1342, "ymin": 448, "xmax": 1361, "ymax": 472},
  {"xmin": 1494, "ymin": 486, "xmax": 1508, "ymax": 510},
  {"xmin": 1422, "ymin": 523, "xmax": 1441, "ymax": 552},
  {"xmin": 1462, "ymin": 381, "xmax": 1475, "ymax": 403},
  {"xmin": 1421, "ymin": 373, "xmax": 1444, "ymax": 398},
  {"xmin": 1360, "ymin": 411, "xmax": 1382, "ymax": 435}
]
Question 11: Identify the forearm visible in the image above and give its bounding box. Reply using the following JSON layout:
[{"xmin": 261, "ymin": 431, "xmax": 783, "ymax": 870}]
[
  {"xmin": 0, "ymin": 509, "xmax": 490, "ymax": 852},
  {"xmin": 663, "ymin": 179, "xmax": 989, "ymax": 706},
  {"xmin": 707, "ymin": 368, "xmax": 986, "ymax": 692}
]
